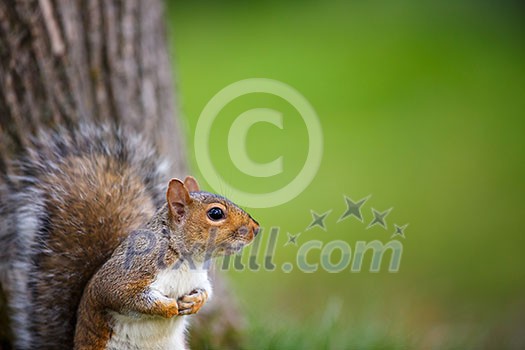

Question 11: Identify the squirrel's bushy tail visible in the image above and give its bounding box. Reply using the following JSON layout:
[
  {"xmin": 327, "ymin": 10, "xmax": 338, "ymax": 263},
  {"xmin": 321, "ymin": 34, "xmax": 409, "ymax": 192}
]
[{"xmin": 0, "ymin": 124, "xmax": 169, "ymax": 349}]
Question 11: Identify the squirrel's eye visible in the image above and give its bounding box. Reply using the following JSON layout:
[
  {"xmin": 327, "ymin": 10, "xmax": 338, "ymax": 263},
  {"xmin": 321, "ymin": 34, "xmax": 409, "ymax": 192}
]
[{"xmin": 207, "ymin": 207, "xmax": 225, "ymax": 221}]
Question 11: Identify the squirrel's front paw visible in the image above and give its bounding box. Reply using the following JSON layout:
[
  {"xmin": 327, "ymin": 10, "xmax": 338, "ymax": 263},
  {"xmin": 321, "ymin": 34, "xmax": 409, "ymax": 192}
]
[
  {"xmin": 155, "ymin": 298, "xmax": 179, "ymax": 318},
  {"xmin": 177, "ymin": 288, "xmax": 208, "ymax": 316}
]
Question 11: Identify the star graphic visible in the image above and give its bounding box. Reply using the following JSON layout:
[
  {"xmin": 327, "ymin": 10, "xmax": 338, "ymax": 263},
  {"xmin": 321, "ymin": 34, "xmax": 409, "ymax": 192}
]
[
  {"xmin": 366, "ymin": 207, "xmax": 393, "ymax": 229},
  {"xmin": 392, "ymin": 224, "xmax": 408, "ymax": 239},
  {"xmin": 338, "ymin": 195, "xmax": 371, "ymax": 223},
  {"xmin": 306, "ymin": 210, "xmax": 331, "ymax": 231},
  {"xmin": 285, "ymin": 232, "xmax": 301, "ymax": 246}
]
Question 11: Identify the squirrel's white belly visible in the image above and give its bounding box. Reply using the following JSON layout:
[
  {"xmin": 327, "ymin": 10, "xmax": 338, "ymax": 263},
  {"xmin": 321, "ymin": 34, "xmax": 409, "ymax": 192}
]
[
  {"xmin": 106, "ymin": 314, "xmax": 186, "ymax": 350},
  {"xmin": 151, "ymin": 262, "xmax": 212, "ymax": 299},
  {"xmin": 106, "ymin": 264, "xmax": 212, "ymax": 350}
]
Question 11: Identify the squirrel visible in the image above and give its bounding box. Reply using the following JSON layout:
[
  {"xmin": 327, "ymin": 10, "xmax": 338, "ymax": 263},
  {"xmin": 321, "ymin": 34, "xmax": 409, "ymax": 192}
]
[{"xmin": 0, "ymin": 124, "xmax": 259, "ymax": 350}]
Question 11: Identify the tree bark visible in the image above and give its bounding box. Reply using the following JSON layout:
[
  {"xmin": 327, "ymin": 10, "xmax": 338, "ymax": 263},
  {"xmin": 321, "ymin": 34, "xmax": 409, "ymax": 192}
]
[
  {"xmin": 0, "ymin": 0, "xmax": 242, "ymax": 348},
  {"xmin": 0, "ymin": 0, "xmax": 187, "ymax": 173}
]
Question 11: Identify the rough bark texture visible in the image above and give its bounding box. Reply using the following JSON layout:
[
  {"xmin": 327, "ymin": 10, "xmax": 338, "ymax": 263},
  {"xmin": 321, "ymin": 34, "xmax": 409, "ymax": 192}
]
[
  {"xmin": 0, "ymin": 0, "xmax": 186, "ymax": 174},
  {"xmin": 0, "ymin": 0, "xmax": 242, "ymax": 348}
]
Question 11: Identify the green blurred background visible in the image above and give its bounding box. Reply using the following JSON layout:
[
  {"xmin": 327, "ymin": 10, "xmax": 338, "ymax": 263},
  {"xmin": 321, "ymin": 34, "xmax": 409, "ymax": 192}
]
[{"xmin": 166, "ymin": 1, "xmax": 524, "ymax": 348}]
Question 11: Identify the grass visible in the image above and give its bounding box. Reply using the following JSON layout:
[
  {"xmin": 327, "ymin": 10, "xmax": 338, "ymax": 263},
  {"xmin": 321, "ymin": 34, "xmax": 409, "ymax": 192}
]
[{"xmin": 166, "ymin": 0, "xmax": 525, "ymax": 348}]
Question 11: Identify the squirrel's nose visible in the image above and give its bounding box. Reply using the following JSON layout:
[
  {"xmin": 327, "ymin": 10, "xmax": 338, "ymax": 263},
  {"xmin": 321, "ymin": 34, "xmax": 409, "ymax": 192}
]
[
  {"xmin": 248, "ymin": 215, "xmax": 260, "ymax": 237},
  {"xmin": 251, "ymin": 222, "xmax": 260, "ymax": 237}
]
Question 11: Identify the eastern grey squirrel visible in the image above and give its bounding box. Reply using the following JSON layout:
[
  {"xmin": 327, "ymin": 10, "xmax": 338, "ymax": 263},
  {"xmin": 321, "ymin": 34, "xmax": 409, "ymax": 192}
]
[{"xmin": 0, "ymin": 124, "xmax": 259, "ymax": 349}]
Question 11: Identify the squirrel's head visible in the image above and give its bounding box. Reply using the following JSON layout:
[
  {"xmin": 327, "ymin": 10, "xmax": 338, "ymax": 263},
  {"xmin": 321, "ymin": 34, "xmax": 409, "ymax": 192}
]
[{"xmin": 166, "ymin": 176, "xmax": 259, "ymax": 257}]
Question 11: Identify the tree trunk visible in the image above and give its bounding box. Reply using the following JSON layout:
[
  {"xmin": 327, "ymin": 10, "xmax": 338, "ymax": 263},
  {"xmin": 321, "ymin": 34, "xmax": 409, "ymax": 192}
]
[
  {"xmin": 0, "ymin": 0, "xmax": 186, "ymax": 173},
  {"xmin": 0, "ymin": 0, "xmax": 242, "ymax": 348}
]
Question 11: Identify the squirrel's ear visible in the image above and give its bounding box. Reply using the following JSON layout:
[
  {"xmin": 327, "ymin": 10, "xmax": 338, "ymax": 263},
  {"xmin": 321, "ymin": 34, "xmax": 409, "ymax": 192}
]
[
  {"xmin": 184, "ymin": 176, "xmax": 200, "ymax": 192},
  {"xmin": 166, "ymin": 179, "xmax": 191, "ymax": 222}
]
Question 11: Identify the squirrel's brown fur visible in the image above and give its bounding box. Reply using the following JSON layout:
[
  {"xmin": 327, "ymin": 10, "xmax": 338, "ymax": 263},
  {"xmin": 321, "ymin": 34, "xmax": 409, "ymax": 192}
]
[
  {"xmin": 74, "ymin": 178, "xmax": 258, "ymax": 349},
  {"xmin": 0, "ymin": 124, "xmax": 169, "ymax": 349},
  {"xmin": 0, "ymin": 124, "xmax": 259, "ymax": 349}
]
